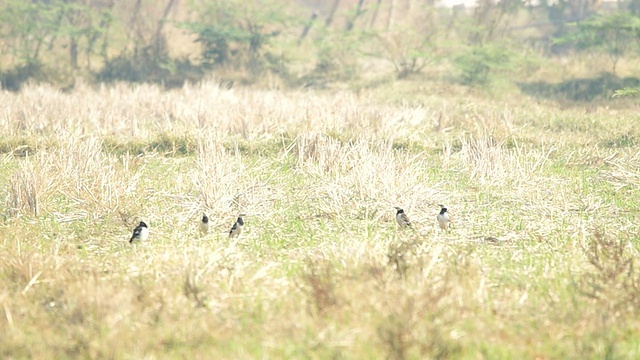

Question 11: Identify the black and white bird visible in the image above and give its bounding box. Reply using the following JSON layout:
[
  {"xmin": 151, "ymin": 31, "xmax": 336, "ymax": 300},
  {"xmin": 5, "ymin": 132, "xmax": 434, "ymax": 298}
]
[
  {"xmin": 129, "ymin": 221, "xmax": 149, "ymax": 243},
  {"xmin": 200, "ymin": 213, "xmax": 209, "ymax": 235},
  {"xmin": 437, "ymin": 205, "xmax": 450, "ymax": 231},
  {"xmin": 394, "ymin": 207, "xmax": 412, "ymax": 229},
  {"xmin": 229, "ymin": 214, "xmax": 246, "ymax": 238}
]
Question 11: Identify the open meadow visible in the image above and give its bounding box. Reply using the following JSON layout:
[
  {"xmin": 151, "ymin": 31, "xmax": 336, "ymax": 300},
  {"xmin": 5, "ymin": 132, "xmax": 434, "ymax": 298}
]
[{"xmin": 1, "ymin": 81, "xmax": 640, "ymax": 359}]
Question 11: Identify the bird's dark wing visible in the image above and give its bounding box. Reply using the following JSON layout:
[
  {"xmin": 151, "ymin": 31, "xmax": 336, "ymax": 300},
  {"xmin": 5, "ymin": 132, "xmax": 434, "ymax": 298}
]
[{"xmin": 130, "ymin": 227, "xmax": 142, "ymax": 242}]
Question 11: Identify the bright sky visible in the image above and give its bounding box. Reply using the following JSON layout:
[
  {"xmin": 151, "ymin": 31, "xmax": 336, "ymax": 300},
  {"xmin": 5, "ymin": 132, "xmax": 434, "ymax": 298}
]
[{"xmin": 438, "ymin": 0, "xmax": 478, "ymax": 7}]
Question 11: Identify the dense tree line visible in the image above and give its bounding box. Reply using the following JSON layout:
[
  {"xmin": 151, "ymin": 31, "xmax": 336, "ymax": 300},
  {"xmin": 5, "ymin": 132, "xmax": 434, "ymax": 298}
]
[{"xmin": 0, "ymin": 0, "xmax": 639, "ymax": 95}]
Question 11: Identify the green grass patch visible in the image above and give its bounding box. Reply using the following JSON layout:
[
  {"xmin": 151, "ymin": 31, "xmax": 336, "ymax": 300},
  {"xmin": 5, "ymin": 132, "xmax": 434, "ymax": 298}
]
[{"xmin": 103, "ymin": 132, "xmax": 199, "ymax": 156}]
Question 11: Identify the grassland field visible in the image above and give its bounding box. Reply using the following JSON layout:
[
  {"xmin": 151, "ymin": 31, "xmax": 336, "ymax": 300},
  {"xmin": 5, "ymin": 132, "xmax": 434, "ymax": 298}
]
[{"xmin": 1, "ymin": 80, "xmax": 640, "ymax": 359}]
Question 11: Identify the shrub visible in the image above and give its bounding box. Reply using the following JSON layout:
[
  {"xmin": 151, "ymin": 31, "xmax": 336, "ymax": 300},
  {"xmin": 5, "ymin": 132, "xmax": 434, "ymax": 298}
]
[
  {"xmin": 180, "ymin": 0, "xmax": 295, "ymax": 76},
  {"xmin": 453, "ymin": 43, "xmax": 513, "ymax": 87}
]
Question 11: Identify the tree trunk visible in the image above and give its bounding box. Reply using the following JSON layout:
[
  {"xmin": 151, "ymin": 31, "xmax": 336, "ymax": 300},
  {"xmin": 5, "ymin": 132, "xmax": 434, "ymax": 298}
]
[
  {"xmin": 631, "ymin": 0, "xmax": 640, "ymax": 14},
  {"xmin": 298, "ymin": 11, "xmax": 319, "ymax": 45},
  {"xmin": 325, "ymin": 0, "xmax": 341, "ymax": 27},
  {"xmin": 346, "ymin": 0, "xmax": 366, "ymax": 31},
  {"xmin": 154, "ymin": 0, "xmax": 179, "ymax": 58},
  {"xmin": 369, "ymin": 0, "xmax": 383, "ymax": 28},
  {"xmin": 387, "ymin": 0, "xmax": 395, "ymax": 32},
  {"xmin": 129, "ymin": 0, "xmax": 143, "ymax": 56},
  {"xmin": 70, "ymin": 37, "xmax": 78, "ymax": 68}
]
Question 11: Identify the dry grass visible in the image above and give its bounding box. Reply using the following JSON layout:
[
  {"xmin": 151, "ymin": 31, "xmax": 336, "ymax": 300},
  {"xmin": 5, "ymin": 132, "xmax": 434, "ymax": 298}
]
[{"xmin": 1, "ymin": 81, "xmax": 640, "ymax": 359}]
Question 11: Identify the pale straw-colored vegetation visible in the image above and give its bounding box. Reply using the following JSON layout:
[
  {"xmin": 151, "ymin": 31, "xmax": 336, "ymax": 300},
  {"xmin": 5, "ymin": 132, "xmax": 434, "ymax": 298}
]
[{"xmin": 1, "ymin": 82, "xmax": 639, "ymax": 358}]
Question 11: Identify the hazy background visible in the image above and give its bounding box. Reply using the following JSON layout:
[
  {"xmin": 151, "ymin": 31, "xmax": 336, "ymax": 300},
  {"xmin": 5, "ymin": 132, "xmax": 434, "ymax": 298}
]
[{"xmin": 1, "ymin": 0, "xmax": 639, "ymax": 100}]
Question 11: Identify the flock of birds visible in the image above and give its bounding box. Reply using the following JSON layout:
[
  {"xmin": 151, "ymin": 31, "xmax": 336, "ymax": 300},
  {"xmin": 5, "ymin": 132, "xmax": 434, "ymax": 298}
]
[
  {"xmin": 394, "ymin": 205, "xmax": 450, "ymax": 231},
  {"xmin": 128, "ymin": 206, "xmax": 450, "ymax": 244}
]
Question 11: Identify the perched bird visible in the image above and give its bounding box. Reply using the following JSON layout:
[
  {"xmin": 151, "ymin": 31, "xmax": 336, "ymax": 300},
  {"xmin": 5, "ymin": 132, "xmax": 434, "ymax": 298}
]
[
  {"xmin": 394, "ymin": 207, "xmax": 412, "ymax": 229},
  {"xmin": 129, "ymin": 221, "xmax": 149, "ymax": 243},
  {"xmin": 200, "ymin": 213, "xmax": 209, "ymax": 235},
  {"xmin": 437, "ymin": 205, "xmax": 450, "ymax": 231},
  {"xmin": 229, "ymin": 214, "xmax": 246, "ymax": 238}
]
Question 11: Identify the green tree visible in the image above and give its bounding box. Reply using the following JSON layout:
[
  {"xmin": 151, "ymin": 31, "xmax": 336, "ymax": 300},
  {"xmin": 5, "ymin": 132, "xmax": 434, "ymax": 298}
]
[
  {"xmin": 0, "ymin": 0, "xmax": 113, "ymax": 70},
  {"xmin": 0, "ymin": 0, "xmax": 61, "ymax": 64},
  {"xmin": 453, "ymin": 43, "xmax": 514, "ymax": 87},
  {"xmin": 180, "ymin": 0, "xmax": 294, "ymax": 75},
  {"xmin": 58, "ymin": 0, "xmax": 114, "ymax": 70},
  {"xmin": 558, "ymin": 13, "xmax": 640, "ymax": 75}
]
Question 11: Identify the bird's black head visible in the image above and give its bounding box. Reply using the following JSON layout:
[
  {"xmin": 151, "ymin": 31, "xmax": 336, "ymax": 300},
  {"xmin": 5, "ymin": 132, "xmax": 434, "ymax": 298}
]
[
  {"xmin": 395, "ymin": 207, "xmax": 404, "ymax": 214},
  {"xmin": 139, "ymin": 221, "xmax": 147, "ymax": 228},
  {"xmin": 237, "ymin": 217, "xmax": 244, "ymax": 226},
  {"xmin": 202, "ymin": 214, "xmax": 209, "ymax": 223},
  {"xmin": 439, "ymin": 207, "xmax": 447, "ymax": 215}
]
